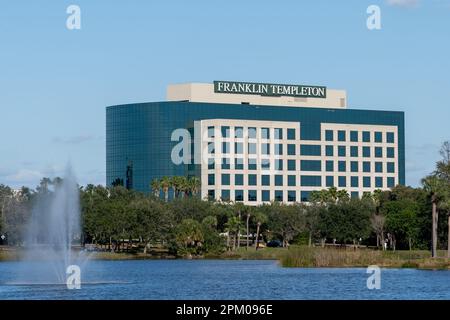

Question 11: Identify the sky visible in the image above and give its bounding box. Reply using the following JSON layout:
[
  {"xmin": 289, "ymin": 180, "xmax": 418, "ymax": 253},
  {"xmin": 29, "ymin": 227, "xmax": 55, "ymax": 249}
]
[{"xmin": 0, "ymin": 0, "xmax": 449, "ymax": 189}]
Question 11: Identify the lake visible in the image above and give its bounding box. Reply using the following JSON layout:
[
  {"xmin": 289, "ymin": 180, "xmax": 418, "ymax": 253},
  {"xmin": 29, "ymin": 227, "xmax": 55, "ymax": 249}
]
[{"xmin": 0, "ymin": 260, "xmax": 449, "ymax": 300}]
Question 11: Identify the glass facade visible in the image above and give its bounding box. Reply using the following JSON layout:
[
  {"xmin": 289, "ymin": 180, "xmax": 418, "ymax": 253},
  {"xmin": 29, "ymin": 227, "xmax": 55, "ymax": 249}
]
[{"xmin": 106, "ymin": 101, "xmax": 405, "ymax": 199}]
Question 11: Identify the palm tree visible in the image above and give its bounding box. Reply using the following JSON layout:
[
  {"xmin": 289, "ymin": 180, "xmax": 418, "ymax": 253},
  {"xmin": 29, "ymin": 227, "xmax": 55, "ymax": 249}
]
[
  {"xmin": 440, "ymin": 197, "xmax": 450, "ymax": 258},
  {"xmin": 160, "ymin": 176, "xmax": 171, "ymax": 202},
  {"xmin": 245, "ymin": 206, "xmax": 253, "ymax": 250},
  {"xmin": 372, "ymin": 189, "xmax": 385, "ymax": 249},
  {"xmin": 188, "ymin": 176, "xmax": 201, "ymax": 196},
  {"xmin": 178, "ymin": 176, "xmax": 189, "ymax": 198},
  {"xmin": 336, "ymin": 189, "xmax": 349, "ymax": 202},
  {"xmin": 327, "ymin": 186, "xmax": 338, "ymax": 202},
  {"xmin": 234, "ymin": 202, "xmax": 246, "ymax": 250},
  {"xmin": 171, "ymin": 176, "xmax": 183, "ymax": 198},
  {"xmin": 150, "ymin": 178, "xmax": 161, "ymax": 198},
  {"xmin": 253, "ymin": 211, "xmax": 267, "ymax": 250},
  {"xmin": 422, "ymin": 175, "xmax": 444, "ymax": 258},
  {"xmin": 225, "ymin": 216, "xmax": 241, "ymax": 251}
]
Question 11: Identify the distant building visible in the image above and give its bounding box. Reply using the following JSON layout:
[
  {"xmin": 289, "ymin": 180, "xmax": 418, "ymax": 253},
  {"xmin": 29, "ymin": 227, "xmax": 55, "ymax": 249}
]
[{"xmin": 106, "ymin": 81, "xmax": 404, "ymax": 204}]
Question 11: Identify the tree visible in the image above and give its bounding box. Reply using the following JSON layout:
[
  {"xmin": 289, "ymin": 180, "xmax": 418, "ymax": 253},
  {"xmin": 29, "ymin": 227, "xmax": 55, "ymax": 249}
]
[
  {"xmin": 422, "ymin": 175, "xmax": 444, "ymax": 258},
  {"xmin": 253, "ymin": 211, "xmax": 267, "ymax": 250},
  {"xmin": 150, "ymin": 178, "xmax": 160, "ymax": 198},
  {"xmin": 267, "ymin": 203, "xmax": 305, "ymax": 248},
  {"xmin": 160, "ymin": 176, "xmax": 171, "ymax": 202},
  {"xmin": 188, "ymin": 176, "xmax": 201, "ymax": 196},
  {"xmin": 175, "ymin": 219, "xmax": 204, "ymax": 256},
  {"xmin": 384, "ymin": 199, "xmax": 420, "ymax": 250}
]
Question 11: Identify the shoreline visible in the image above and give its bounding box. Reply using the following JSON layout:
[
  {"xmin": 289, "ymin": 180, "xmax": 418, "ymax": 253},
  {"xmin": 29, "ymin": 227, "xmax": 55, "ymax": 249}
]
[{"xmin": 1, "ymin": 247, "xmax": 449, "ymax": 270}]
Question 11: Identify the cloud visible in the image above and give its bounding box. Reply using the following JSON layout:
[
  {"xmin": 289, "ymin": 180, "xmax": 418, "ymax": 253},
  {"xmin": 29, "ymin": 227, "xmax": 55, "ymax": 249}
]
[
  {"xmin": 52, "ymin": 134, "xmax": 97, "ymax": 145},
  {"xmin": 386, "ymin": 0, "xmax": 419, "ymax": 7},
  {"xmin": 3, "ymin": 169, "xmax": 44, "ymax": 187}
]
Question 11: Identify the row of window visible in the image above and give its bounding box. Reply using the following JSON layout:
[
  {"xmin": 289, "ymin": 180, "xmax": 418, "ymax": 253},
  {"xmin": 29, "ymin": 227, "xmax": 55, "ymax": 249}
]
[
  {"xmin": 207, "ymin": 189, "xmax": 363, "ymax": 203},
  {"xmin": 208, "ymin": 158, "xmax": 396, "ymax": 173},
  {"xmin": 208, "ymin": 174, "xmax": 396, "ymax": 188},
  {"xmin": 207, "ymin": 126, "xmax": 395, "ymax": 144},
  {"xmin": 210, "ymin": 143, "xmax": 396, "ymax": 158}
]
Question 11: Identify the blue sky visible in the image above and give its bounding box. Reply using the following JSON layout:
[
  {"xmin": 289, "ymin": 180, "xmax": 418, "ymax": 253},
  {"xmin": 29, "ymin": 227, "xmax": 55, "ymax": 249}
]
[{"xmin": 0, "ymin": 0, "xmax": 449, "ymax": 189}]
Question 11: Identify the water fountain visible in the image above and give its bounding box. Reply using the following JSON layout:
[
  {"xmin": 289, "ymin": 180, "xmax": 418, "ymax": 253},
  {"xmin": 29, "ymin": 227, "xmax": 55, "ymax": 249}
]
[{"xmin": 16, "ymin": 165, "xmax": 88, "ymax": 285}]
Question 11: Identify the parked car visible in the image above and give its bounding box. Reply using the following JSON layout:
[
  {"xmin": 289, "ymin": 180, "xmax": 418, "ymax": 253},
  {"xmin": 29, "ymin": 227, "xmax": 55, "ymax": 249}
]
[{"xmin": 266, "ymin": 240, "xmax": 282, "ymax": 248}]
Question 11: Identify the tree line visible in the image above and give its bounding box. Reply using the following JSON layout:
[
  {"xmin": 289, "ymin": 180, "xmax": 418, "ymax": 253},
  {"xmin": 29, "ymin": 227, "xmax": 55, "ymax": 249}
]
[{"xmin": 0, "ymin": 142, "xmax": 449, "ymax": 258}]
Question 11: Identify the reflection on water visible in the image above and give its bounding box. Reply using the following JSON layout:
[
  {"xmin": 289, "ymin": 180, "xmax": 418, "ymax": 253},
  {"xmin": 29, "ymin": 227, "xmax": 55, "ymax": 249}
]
[{"xmin": 0, "ymin": 260, "xmax": 449, "ymax": 300}]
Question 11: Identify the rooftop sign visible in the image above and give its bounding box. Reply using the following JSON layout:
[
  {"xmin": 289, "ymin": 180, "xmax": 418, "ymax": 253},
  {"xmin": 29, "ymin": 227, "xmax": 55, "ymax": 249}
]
[{"xmin": 214, "ymin": 80, "xmax": 326, "ymax": 98}]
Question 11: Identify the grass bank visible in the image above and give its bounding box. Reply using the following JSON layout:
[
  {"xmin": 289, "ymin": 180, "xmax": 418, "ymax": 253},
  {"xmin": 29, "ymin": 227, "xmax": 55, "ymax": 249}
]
[{"xmin": 277, "ymin": 246, "xmax": 450, "ymax": 269}]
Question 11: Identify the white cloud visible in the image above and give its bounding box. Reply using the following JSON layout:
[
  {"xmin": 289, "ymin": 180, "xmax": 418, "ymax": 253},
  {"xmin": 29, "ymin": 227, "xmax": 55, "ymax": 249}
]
[
  {"xmin": 52, "ymin": 134, "xmax": 97, "ymax": 145},
  {"xmin": 386, "ymin": 0, "xmax": 419, "ymax": 7}
]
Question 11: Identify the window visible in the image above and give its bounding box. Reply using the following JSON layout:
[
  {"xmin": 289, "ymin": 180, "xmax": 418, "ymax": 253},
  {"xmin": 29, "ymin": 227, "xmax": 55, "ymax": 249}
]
[
  {"xmin": 387, "ymin": 162, "xmax": 395, "ymax": 173},
  {"xmin": 338, "ymin": 176, "xmax": 346, "ymax": 187},
  {"xmin": 248, "ymin": 127, "xmax": 257, "ymax": 139},
  {"xmin": 362, "ymin": 131, "xmax": 370, "ymax": 142},
  {"xmin": 261, "ymin": 143, "xmax": 270, "ymax": 155},
  {"xmin": 235, "ymin": 190, "xmax": 244, "ymax": 201},
  {"xmin": 221, "ymin": 190, "xmax": 230, "ymax": 201},
  {"xmin": 274, "ymin": 128, "xmax": 283, "ymax": 140},
  {"xmin": 301, "ymin": 160, "xmax": 321, "ymax": 171},
  {"xmin": 325, "ymin": 145, "xmax": 334, "ymax": 156},
  {"xmin": 301, "ymin": 191, "xmax": 311, "ymax": 202},
  {"xmin": 248, "ymin": 190, "xmax": 257, "ymax": 202},
  {"xmin": 207, "ymin": 190, "xmax": 215, "ymax": 200},
  {"xmin": 374, "ymin": 132, "xmax": 382, "ymax": 143},
  {"xmin": 325, "ymin": 130, "xmax": 334, "ymax": 141},
  {"xmin": 248, "ymin": 174, "xmax": 257, "ymax": 186},
  {"xmin": 338, "ymin": 146, "xmax": 346, "ymax": 157},
  {"xmin": 221, "ymin": 126, "xmax": 230, "ymax": 138},
  {"xmin": 275, "ymin": 190, "xmax": 283, "ymax": 202},
  {"xmin": 363, "ymin": 146, "xmax": 371, "ymax": 158},
  {"xmin": 261, "ymin": 159, "xmax": 270, "ymax": 170},
  {"xmin": 274, "ymin": 144, "xmax": 283, "ymax": 155},
  {"xmin": 261, "ymin": 175, "xmax": 270, "ymax": 186},
  {"xmin": 351, "ymin": 161, "xmax": 358, "ymax": 172},
  {"xmin": 222, "ymin": 142, "xmax": 230, "ymax": 154},
  {"xmin": 221, "ymin": 174, "xmax": 230, "ymax": 185},
  {"xmin": 207, "ymin": 126, "xmax": 215, "ymax": 138},
  {"xmin": 338, "ymin": 161, "xmax": 346, "ymax": 172},
  {"xmin": 363, "ymin": 177, "xmax": 371, "ymax": 188},
  {"xmin": 387, "ymin": 147, "xmax": 395, "ymax": 158},
  {"xmin": 375, "ymin": 177, "xmax": 383, "ymax": 188},
  {"xmin": 248, "ymin": 143, "xmax": 257, "ymax": 154},
  {"xmin": 235, "ymin": 174, "xmax": 244, "ymax": 186},
  {"xmin": 350, "ymin": 146, "xmax": 358, "ymax": 157},
  {"xmin": 301, "ymin": 145, "xmax": 321, "ymax": 156},
  {"xmin": 262, "ymin": 190, "xmax": 270, "ymax": 201},
  {"xmin": 363, "ymin": 161, "xmax": 371, "ymax": 172},
  {"xmin": 386, "ymin": 132, "xmax": 395, "ymax": 143},
  {"xmin": 287, "ymin": 160, "xmax": 296, "ymax": 171},
  {"xmin": 275, "ymin": 175, "xmax": 283, "ymax": 186},
  {"xmin": 221, "ymin": 158, "xmax": 230, "ymax": 170},
  {"xmin": 350, "ymin": 131, "xmax": 358, "ymax": 142},
  {"xmin": 208, "ymin": 174, "xmax": 215, "ymax": 185},
  {"xmin": 208, "ymin": 142, "xmax": 215, "ymax": 154},
  {"xmin": 234, "ymin": 142, "xmax": 243, "ymax": 154},
  {"xmin": 375, "ymin": 147, "xmax": 383, "ymax": 158},
  {"xmin": 261, "ymin": 127, "xmax": 270, "ymax": 139},
  {"xmin": 275, "ymin": 159, "xmax": 283, "ymax": 170},
  {"xmin": 326, "ymin": 160, "xmax": 334, "ymax": 172},
  {"xmin": 208, "ymin": 158, "xmax": 215, "ymax": 170},
  {"xmin": 248, "ymin": 158, "xmax": 257, "ymax": 170},
  {"xmin": 375, "ymin": 162, "xmax": 383, "ymax": 173},
  {"xmin": 287, "ymin": 144, "xmax": 296, "ymax": 155},
  {"xmin": 338, "ymin": 130, "xmax": 346, "ymax": 141},
  {"xmin": 387, "ymin": 177, "xmax": 395, "ymax": 188},
  {"xmin": 326, "ymin": 176, "xmax": 334, "ymax": 187},
  {"xmin": 288, "ymin": 175, "xmax": 296, "ymax": 186},
  {"xmin": 288, "ymin": 191, "xmax": 296, "ymax": 202},
  {"xmin": 301, "ymin": 175, "xmax": 322, "ymax": 187},
  {"xmin": 235, "ymin": 158, "xmax": 244, "ymax": 170},
  {"xmin": 235, "ymin": 126, "xmax": 243, "ymax": 138},
  {"xmin": 351, "ymin": 192, "xmax": 359, "ymax": 199},
  {"xmin": 351, "ymin": 176, "xmax": 359, "ymax": 188},
  {"xmin": 287, "ymin": 128, "xmax": 296, "ymax": 140}
]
